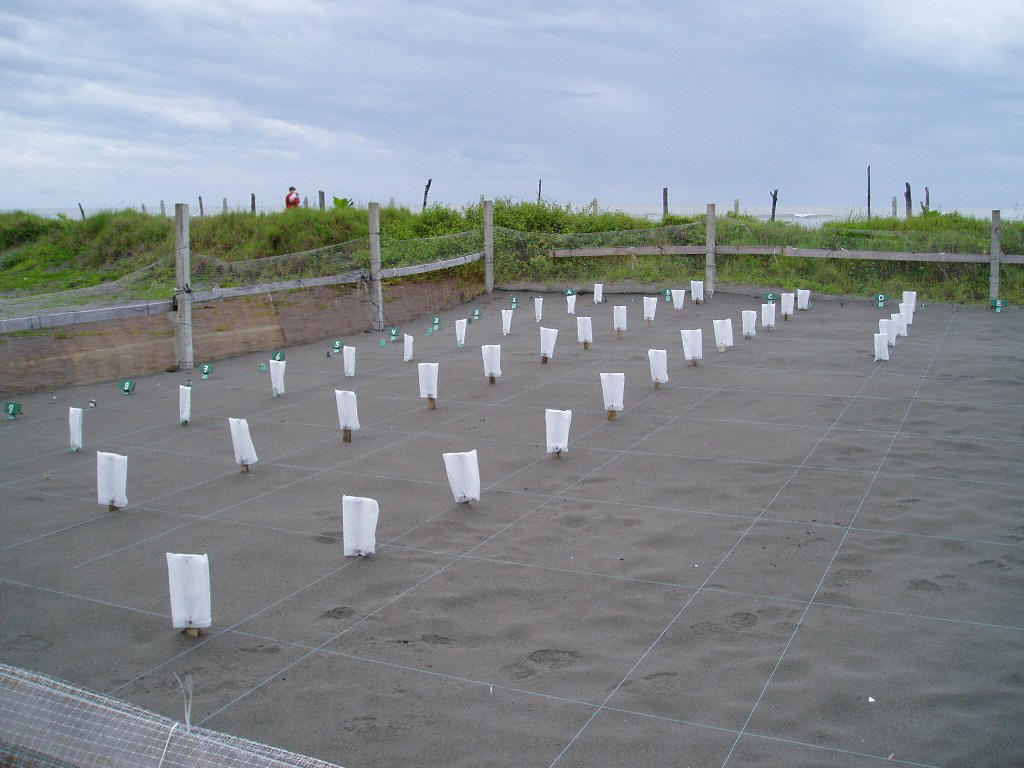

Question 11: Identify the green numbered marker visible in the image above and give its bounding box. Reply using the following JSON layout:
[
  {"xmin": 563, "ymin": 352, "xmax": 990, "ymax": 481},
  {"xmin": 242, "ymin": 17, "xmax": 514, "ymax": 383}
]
[
  {"xmin": 259, "ymin": 362, "xmax": 267, "ymax": 372},
  {"xmin": 876, "ymin": 293, "xmax": 889, "ymax": 308},
  {"xmin": 4, "ymin": 401, "xmax": 21, "ymax": 420},
  {"xmin": 473, "ymin": 308, "xmax": 481, "ymax": 319},
  {"xmin": 663, "ymin": 288, "xmax": 672, "ymax": 302},
  {"xmin": 199, "ymin": 363, "xmax": 212, "ymax": 379},
  {"xmin": 764, "ymin": 292, "xmax": 777, "ymax": 304},
  {"xmin": 991, "ymin": 298, "xmax": 1007, "ymax": 313},
  {"xmin": 272, "ymin": 351, "xmax": 285, "ymax": 361},
  {"xmin": 510, "ymin": 296, "xmax": 519, "ymax": 307},
  {"xmin": 432, "ymin": 316, "xmax": 441, "ymax": 325},
  {"xmin": 332, "ymin": 339, "xmax": 343, "ymax": 352},
  {"xmin": 565, "ymin": 288, "xmax": 576, "ymax": 296},
  {"xmin": 120, "ymin": 379, "xmax": 136, "ymax": 394}
]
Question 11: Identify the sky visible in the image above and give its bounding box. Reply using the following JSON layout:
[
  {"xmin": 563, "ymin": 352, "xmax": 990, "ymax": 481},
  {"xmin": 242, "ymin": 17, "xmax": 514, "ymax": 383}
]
[{"xmin": 1, "ymin": 0, "xmax": 1022, "ymax": 218}]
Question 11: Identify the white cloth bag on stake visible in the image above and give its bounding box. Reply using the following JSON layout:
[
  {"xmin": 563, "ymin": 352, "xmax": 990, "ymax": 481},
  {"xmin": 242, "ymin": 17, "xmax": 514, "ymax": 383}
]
[
  {"xmin": 166, "ymin": 553, "xmax": 212, "ymax": 630},
  {"xmin": 873, "ymin": 332, "xmax": 889, "ymax": 362},
  {"xmin": 593, "ymin": 283, "xmax": 604, "ymax": 303},
  {"xmin": 269, "ymin": 359, "xmax": 286, "ymax": 396},
  {"xmin": 501, "ymin": 308, "xmax": 513, "ymax": 336},
  {"xmin": 671, "ymin": 289, "xmax": 686, "ymax": 310},
  {"xmin": 741, "ymin": 310, "xmax": 757, "ymax": 338},
  {"xmin": 69, "ymin": 406, "xmax": 83, "ymax": 452},
  {"xmin": 613, "ymin": 305, "xmax": 627, "ymax": 333},
  {"xmin": 643, "ymin": 296, "xmax": 658, "ymax": 323},
  {"xmin": 762, "ymin": 302, "xmax": 776, "ymax": 330},
  {"xmin": 481, "ymin": 344, "xmax": 501, "ymax": 379},
  {"xmin": 545, "ymin": 408, "xmax": 572, "ymax": 455},
  {"xmin": 680, "ymin": 329, "xmax": 703, "ymax": 363},
  {"xmin": 797, "ymin": 289, "xmax": 811, "ymax": 310},
  {"xmin": 418, "ymin": 362, "xmax": 439, "ymax": 399},
  {"xmin": 891, "ymin": 312, "xmax": 908, "ymax": 337},
  {"xmin": 780, "ymin": 292, "xmax": 795, "ymax": 318},
  {"xmin": 335, "ymin": 389, "xmax": 360, "ymax": 431},
  {"xmin": 540, "ymin": 327, "xmax": 558, "ymax": 360},
  {"xmin": 899, "ymin": 302, "xmax": 914, "ymax": 326},
  {"xmin": 343, "ymin": 345, "xmax": 356, "ymax": 377},
  {"xmin": 228, "ymin": 417, "xmax": 258, "ymax": 468},
  {"xmin": 690, "ymin": 280, "xmax": 704, "ymax": 303},
  {"xmin": 455, "ymin": 318, "xmax": 467, "ymax": 347},
  {"xmin": 96, "ymin": 451, "xmax": 127, "ymax": 508},
  {"xmin": 577, "ymin": 316, "xmax": 593, "ymax": 345},
  {"xmin": 443, "ymin": 449, "xmax": 480, "ymax": 503},
  {"xmin": 403, "ymin": 333, "xmax": 414, "ymax": 362},
  {"xmin": 600, "ymin": 372, "xmax": 625, "ymax": 413},
  {"xmin": 648, "ymin": 349, "xmax": 669, "ymax": 385},
  {"xmin": 566, "ymin": 293, "xmax": 576, "ymax": 314},
  {"xmin": 179, "ymin": 385, "xmax": 191, "ymax": 425},
  {"xmin": 342, "ymin": 495, "xmax": 379, "ymax": 556},
  {"xmin": 534, "ymin": 296, "xmax": 543, "ymax": 322},
  {"xmin": 713, "ymin": 318, "xmax": 734, "ymax": 350},
  {"xmin": 902, "ymin": 290, "xmax": 917, "ymax": 314},
  {"xmin": 880, "ymin": 318, "xmax": 898, "ymax": 346}
]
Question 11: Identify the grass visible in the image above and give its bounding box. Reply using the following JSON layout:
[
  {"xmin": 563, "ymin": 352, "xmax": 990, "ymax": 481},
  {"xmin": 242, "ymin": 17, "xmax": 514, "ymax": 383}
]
[{"xmin": 1, "ymin": 203, "xmax": 1021, "ymax": 305}]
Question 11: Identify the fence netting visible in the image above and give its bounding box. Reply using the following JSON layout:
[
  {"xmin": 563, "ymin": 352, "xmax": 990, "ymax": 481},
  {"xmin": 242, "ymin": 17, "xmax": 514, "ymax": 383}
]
[{"xmin": 0, "ymin": 664, "xmax": 343, "ymax": 768}]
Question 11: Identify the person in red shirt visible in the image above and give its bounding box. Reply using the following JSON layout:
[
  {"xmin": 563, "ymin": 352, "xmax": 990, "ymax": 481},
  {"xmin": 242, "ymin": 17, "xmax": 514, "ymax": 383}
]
[{"xmin": 285, "ymin": 186, "xmax": 300, "ymax": 209}]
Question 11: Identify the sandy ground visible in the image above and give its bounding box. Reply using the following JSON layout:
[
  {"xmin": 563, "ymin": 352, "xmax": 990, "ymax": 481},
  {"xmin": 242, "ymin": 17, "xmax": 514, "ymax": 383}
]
[{"xmin": 1, "ymin": 287, "xmax": 1022, "ymax": 767}]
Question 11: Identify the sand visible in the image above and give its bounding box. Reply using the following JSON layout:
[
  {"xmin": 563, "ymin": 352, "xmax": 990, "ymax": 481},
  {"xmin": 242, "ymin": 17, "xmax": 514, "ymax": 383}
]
[{"xmin": 1, "ymin": 288, "xmax": 1022, "ymax": 767}]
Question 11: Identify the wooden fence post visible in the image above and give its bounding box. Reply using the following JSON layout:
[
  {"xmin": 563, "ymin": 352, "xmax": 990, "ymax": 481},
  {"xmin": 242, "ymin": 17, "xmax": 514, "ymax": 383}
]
[
  {"xmin": 174, "ymin": 203, "xmax": 194, "ymax": 370},
  {"xmin": 904, "ymin": 183, "xmax": 912, "ymax": 219},
  {"xmin": 733, "ymin": 198, "xmax": 739, "ymax": 216},
  {"xmin": 662, "ymin": 187, "xmax": 668, "ymax": 218},
  {"xmin": 769, "ymin": 189, "xmax": 778, "ymax": 222},
  {"xmin": 892, "ymin": 196, "xmax": 897, "ymax": 217},
  {"xmin": 706, "ymin": 203, "xmax": 716, "ymax": 295},
  {"xmin": 319, "ymin": 190, "xmax": 325, "ymax": 210},
  {"xmin": 866, "ymin": 165, "xmax": 871, "ymax": 219},
  {"xmin": 222, "ymin": 197, "xmax": 228, "ymax": 214},
  {"xmin": 368, "ymin": 202, "xmax": 384, "ymax": 331},
  {"xmin": 160, "ymin": 200, "xmax": 166, "ymax": 216},
  {"xmin": 990, "ymin": 209, "xmax": 1001, "ymax": 302},
  {"xmin": 78, "ymin": 203, "xmax": 85, "ymax": 220},
  {"xmin": 250, "ymin": 193, "xmax": 256, "ymax": 214},
  {"xmin": 198, "ymin": 196, "xmax": 204, "ymax": 216},
  {"xmin": 484, "ymin": 199, "xmax": 494, "ymax": 293}
]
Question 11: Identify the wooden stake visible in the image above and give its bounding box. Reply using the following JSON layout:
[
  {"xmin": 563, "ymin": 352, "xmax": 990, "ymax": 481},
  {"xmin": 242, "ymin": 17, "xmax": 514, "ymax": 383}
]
[
  {"xmin": 422, "ymin": 178, "xmax": 432, "ymax": 211},
  {"xmin": 553, "ymin": 449, "xmax": 562, "ymax": 458},
  {"xmin": 583, "ymin": 341, "xmax": 590, "ymax": 350},
  {"xmin": 645, "ymin": 318, "xmax": 651, "ymax": 328},
  {"xmin": 617, "ymin": 329, "xmax": 624, "ymax": 339},
  {"xmin": 488, "ymin": 375, "xmax": 496, "ymax": 384},
  {"xmin": 108, "ymin": 503, "xmax": 119, "ymax": 512},
  {"xmin": 770, "ymin": 188, "xmax": 779, "ymax": 222},
  {"xmin": 689, "ymin": 359, "xmax": 698, "ymax": 366},
  {"xmin": 185, "ymin": 627, "xmax": 200, "ymax": 638},
  {"xmin": 343, "ymin": 427, "xmax": 352, "ymax": 443},
  {"xmin": 654, "ymin": 381, "xmax": 662, "ymax": 389},
  {"xmin": 607, "ymin": 410, "xmax": 617, "ymax": 420},
  {"xmin": 541, "ymin": 355, "xmax": 548, "ymax": 364},
  {"xmin": 427, "ymin": 396, "xmax": 436, "ymax": 410},
  {"xmin": 241, "ymin": 463, "xmax": 250, "ymax": 473}
]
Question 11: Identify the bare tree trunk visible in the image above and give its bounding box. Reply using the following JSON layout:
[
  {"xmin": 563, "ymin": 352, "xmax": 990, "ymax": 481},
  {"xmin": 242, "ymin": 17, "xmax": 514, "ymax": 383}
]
[
  {"xmin": 904, "ymin": 183, "xmax": 912, "ymax": 219},
  {"xmin": 422, "ymin": 178, "xmax": 432, "ymax": 212},
  {"xmin": 769, "ymin": 189, "xmax": 779, "ymax": 222},
  {"xmin": 78, "ymin": 203, "xmax": 85, "ymax": 220}
]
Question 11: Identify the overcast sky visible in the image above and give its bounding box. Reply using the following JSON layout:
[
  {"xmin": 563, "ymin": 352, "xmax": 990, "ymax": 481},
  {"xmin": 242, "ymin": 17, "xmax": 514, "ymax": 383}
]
[{"xmin": 2, "ymin": 0, "xmax": 1022, "ymax": 217}]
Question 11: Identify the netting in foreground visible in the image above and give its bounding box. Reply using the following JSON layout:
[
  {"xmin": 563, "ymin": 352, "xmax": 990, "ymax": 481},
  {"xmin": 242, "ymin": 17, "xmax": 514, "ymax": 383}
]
[{"xmin": 0, "ymin": 664, "xmax": 343, "ymax": 768}]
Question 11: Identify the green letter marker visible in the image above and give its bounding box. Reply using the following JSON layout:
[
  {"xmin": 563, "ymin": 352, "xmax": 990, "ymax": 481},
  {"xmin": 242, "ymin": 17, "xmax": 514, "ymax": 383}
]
[
  {"xmin": 991, "ymin": 298, "xmax": 1007, "ymax": 313},
  {"xmin": 876, "ymin": 293, "xmax": 889, "ymax": 308},
  {"xmin": 763, "ymin": 292, "xmax": 777, "ymax": 304}
]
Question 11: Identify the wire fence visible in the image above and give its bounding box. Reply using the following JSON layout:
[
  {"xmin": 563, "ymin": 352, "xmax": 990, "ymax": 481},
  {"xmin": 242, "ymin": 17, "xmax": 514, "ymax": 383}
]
[{"xmin": 0, "ymin": 664, "xmax": 343, "ymax": 768}]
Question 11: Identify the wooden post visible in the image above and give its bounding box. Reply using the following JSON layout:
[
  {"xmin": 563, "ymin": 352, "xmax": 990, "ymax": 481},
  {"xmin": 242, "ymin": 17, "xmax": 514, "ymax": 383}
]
[
  {"xmin": 489, "ymin": 375, "xmax": 496, "ymax": 385},
  {"xmin": 537, "ymin": 179, "xmax": 542, "ymax": 203},
  {"xmin": 161, "ymin": 200, "xmax": 166, "ymax": 216},
  {"xmin": 904, "ymin": 183, "xmax": 912, "ymax": 219},
  {"xmin": 662, "ymin": 187, "xmax": 669, "ymax": 218},
  {"xmin": 318, "ymin": 190, "xmax": 325, "ymax": 210},
  {"xmin": 141, "ymin": 203, "xmax": 147, "ymax": 214},
  {"xmin": 483, "ymin": 199, "xmax": 494, "ymax": 293},
  {"xmin": 343, "ymin": 427, "xmax": 352, "ymax": 443},
  {"xmin": 769, "ymin": 189, "xmax": 778, "ymax": 222},
  {"xmin": 250, "ymin": 193, "xmax": 256, "ymax": 214},
  {"xmin": 222, "ymin": 197, "xmax": 228, "ymax": 214},
  {"xmin": 892, "ymin": 196, "xmax": 897, "ymax": 217},
  {"xmin": 924, "ymin": 187, "xmax": 930, "ymax": 212},
  {"xmin": 185, "ymin": 627, "xmax": 200, "ymax": 638},
  {"xmin": 427, "ymin": 396, "xmax": 436, "ymax": 410},
  {"xmin": 733, "ymin": 198, "xmax": 739, "ymax": 216},
  {"xmin": 607, "ymin": 410, "xmax": 616, "ymax": 421},
  {"xmin": 198, "ymin": 196, "xmax": 204, "ymax": 216},
  {"xmin": 303, "ymin": 196, "xmax": 309, "ymax": 208},
  {"xmin": 368, "ymin": 202, "xmax": 384, "ymax": 332},
  {"xmin": 582, "ymin": 340, "xmax": 590, "ymax": 350},
  {"xmin": 174, "ymin": 203, "xmax": 194, "ymax": 371},
  {"xmin": 866, "ymin": 165, "xmax": 871, "ymax": 219},
  {"xmin": 990, "ymin": 209, "xmax": 1001, "ymax": 302},
  {"xmin": 705, "ymin": 203, "xmax": 716, "ymax": 295},
  {"xmin": 422, "ymin": 179, "xmax": 431, "ymax": 211},
  {"xmin": 78, "ymin": 203, "xmax": 85, "ymax": 220}
]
